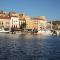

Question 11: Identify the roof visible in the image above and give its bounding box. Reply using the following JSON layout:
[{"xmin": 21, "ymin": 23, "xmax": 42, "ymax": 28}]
[
  {"xmin": 0, "ymin": 16, "xmax": 11, "ymax": 19},
  {"xmin": 32, "ymin": 18, "xmax": 47, "ymax": 21},
  {"xmin": 9, "ymin": 11, "xmax": 16, "ymax": 14},
  {"xmin": 11, "ymin": 16, "xmax": 18, "ymax": 17}
]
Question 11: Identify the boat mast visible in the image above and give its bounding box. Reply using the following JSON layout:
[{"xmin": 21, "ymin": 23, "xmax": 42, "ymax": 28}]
[{"xmin": 51, "ymin": 20, "xmax": 52, "ymax": 30}]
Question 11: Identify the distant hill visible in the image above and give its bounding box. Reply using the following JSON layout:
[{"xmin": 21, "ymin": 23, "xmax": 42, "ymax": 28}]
[
  {"xmin": 49, "ymin": 21, "xmax": 60, "ymax": 25},
  {"xmin": 52, "ymin": 21, "xmax": 60, "ymax": 25}
]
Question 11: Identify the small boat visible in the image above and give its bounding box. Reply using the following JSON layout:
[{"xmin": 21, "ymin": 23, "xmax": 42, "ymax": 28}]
[
  {"xmin": 37, "ymin": 30, "xmax": 52, "ymax": 35},
  {"xmin": 0, "ymin": 28, "xmax": 10, "ymax": 33},
  {"xmin": 52, "ymin": 30, "xmax": 60, "ymax": 36}
]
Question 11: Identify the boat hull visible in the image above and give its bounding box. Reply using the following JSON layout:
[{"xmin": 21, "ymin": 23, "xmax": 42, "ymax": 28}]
[{"xmin": 37, "ymin": 30, "xmax": 52, "ymax": 35}]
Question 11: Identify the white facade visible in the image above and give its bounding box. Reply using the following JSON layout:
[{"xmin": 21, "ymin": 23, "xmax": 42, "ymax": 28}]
[{"xmin": 10, "ymin": 17, "xmax": 19, "ymax": 28}]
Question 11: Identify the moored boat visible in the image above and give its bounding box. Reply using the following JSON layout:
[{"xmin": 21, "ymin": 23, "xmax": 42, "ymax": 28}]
[
  {"xmin": 37, "ymin": 30, "xmax": 52, "ymax": 35},
  {"xmin": 0, "ymin": 28, "xmax": 10, "ymax": 33}
]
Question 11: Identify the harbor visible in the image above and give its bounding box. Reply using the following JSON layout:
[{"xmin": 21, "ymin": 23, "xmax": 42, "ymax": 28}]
[
  {"xmin": 0, "ymin": 34, "xmax": 60, "ymax": 60},
  {"xmin": 0, "ymin": 11, "xmax": 60, "ymax": 36},
  {"xmin": 0, "ymin": 0, "xmax": 60, "ymax": 60},
  {"xmin": 0, "ymin": 27, "xmax": 60, "ymax": 36}
]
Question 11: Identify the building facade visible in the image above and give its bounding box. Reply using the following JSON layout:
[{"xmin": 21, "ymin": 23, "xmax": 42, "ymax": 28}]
[
  {"xmin": 0, "ymin": 17, "xmax": 10, "ymax": 29},
  {"xmin": 32, "ymin": 16, "xmax": 47, "ymax": 31},
  {"xmin": 10, "ymin": 17, "xmax": 19, "ymax": 29},
  {"xmin": 19, "ymin": 14, "xmax": 26, "ymax": 29},
  {"xmin": 25, "ymin": 16, "xmax": 34, "ymax": 30}
]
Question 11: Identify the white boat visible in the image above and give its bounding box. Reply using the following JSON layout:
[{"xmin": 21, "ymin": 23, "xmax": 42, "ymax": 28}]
[
  {"xmin": 37, "ymin": 30, "xmax": 52, "ymax": 35},
  {"xmin": 0, "ymin": 28, "xmax": 10, "ymax": 33},
  {"xmin": 52, "ymin": 30, "xmax": 60, "ymax": 36}
]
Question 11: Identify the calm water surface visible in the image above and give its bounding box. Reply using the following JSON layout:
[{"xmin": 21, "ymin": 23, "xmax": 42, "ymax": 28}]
[{"xmin": 0, "ymin": 34, "xmax": 60, "ymax": 60}]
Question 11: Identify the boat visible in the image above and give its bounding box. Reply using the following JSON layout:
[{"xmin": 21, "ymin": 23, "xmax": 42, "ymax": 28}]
[
  {"xmin": 37, "ymin": 30, "xmax": 52, "ymax": 35},
  {"xmin": 52, "ymin": 30, "xmax": 60, "ymax": 36},
  {"xmin": 0, "ymin": 28, "xmax": 10, "ymax": 33}
]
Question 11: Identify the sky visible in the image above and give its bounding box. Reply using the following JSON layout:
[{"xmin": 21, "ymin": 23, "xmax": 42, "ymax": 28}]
[{"xmin": 0, "ymin": 0, "xmax": 60, "ymax": 20}]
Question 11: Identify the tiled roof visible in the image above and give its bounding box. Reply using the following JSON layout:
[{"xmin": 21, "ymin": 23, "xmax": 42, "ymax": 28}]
[
  {"xmin": 11, "ymin": 16, "xmax": 18, "ymax": 17},
  {"xmin": 9, "ymin": 12, "xmax": 16, "ymax": 14},
  {"xmin": 0, "ymin": 16, "xmax": 11, "ymax": 19},
  {"xmin": 32, "ymin": 18, "xmax": 46, "ymax": 21}
]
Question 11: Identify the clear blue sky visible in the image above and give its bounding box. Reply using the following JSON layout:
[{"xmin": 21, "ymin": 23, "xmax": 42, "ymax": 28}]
[{"xmin": 0, "ymin": 0, "xmax": 60, "ymax": 20}]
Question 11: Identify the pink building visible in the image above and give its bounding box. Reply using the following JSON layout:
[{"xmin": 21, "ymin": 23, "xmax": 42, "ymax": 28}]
[{"xmin": 32, "ymin": 16, "xmax": 47, "ymax": 31}]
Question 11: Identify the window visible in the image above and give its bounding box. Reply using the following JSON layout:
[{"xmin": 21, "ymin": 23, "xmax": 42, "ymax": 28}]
[
  {"xmin": 0, "ymin": 21, "xmax": 1, "ymax": 25},
  {"xmin": 6, "ymin": 22, "xmax": 9, "ymax": 24},
  {"xmin": 12, "ymin": 19, "xmax": 13, "ymax": 22},
  {"xmin": 2, "ymin": 22, "xmax": 3, "ymax": 25}
]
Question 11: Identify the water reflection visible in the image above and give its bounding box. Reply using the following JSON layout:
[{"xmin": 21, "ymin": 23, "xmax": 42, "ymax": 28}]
[{"xmin": 0, "ymin": 34, "xmax": 60, "ymax": 60}]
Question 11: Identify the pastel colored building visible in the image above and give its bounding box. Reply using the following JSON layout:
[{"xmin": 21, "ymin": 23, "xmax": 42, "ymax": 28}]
[
  {"xmin": 32, "ymin": 16, "xmax": 47, "ymax": 31},
  {"xmin": 19, "ymin": 14, "xmax": 26, "ymax": 28},
  {"xmin": 9, "ymin": 11, "xmax": 19, "ymax": 17},
  {"xmin": 25, "ymin": 16, "xmax": 34, "ymax": 30},
  {"xmin": 0, "ymin": 16, "xmax": 10, "ymax": 29},
  {"xmin": 10, "ymin": 17, "xmax": 19, "ymax": 28}
]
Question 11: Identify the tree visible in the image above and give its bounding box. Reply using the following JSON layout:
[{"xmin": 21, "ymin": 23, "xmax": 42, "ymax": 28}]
[{"xmin": 20, "ymin": 22, "xmax": 26, "ymax": 31}]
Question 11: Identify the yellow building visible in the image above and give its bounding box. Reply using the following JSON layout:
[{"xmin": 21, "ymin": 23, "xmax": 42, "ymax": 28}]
[
  {"xmin": 25, "ymin": 16, "xmax": 34, "ymax": 30},
  {"xmin": 0, "ymin": 16, "xmax": 10, "ymax": 29},
  {"xmin": 26, "ymin": 20, "xmax": 34, "ymax": 30}
]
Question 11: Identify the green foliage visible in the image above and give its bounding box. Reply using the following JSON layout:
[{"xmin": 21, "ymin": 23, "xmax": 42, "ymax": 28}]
[{"xmin": 20, "ymin": 22, "xmax": 26, "ymax": 30}]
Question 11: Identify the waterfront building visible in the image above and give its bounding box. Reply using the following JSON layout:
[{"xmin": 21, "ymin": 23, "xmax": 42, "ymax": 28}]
[
  {"xmin": 0, "ymin": 11, "xmax": 48, "ymax": 32},
  {"xmin": 32, "ymin": 16, "xmax": 47, "ymax": 31},
  {"xmin": 0, "ymin": 16, "xmax": 10, "ymax": 29},
  {"xmin": 52, "ymin": 21, "xmax": 60, "ymax": 30},
  {"xmin": 0, "ymin": 11, "xmax": 6, "ymax": 17},
  {"xmin": 19, "ymin": 14, "xmax": 26, "ymax": 29},
  {"xmin": 10, "ymin": 16, "xmax": 19, "ymax": 29},
  {"xmin": 8, "ymin": 11, "xmax": 19, "ymax": 17},
  {"xmin": 25, "ymin": 16, "xmax": 34, "ymax": 31},
  {"xmin": 58, "ymin": 25, "xmax": 60, "ymax": 29}
]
